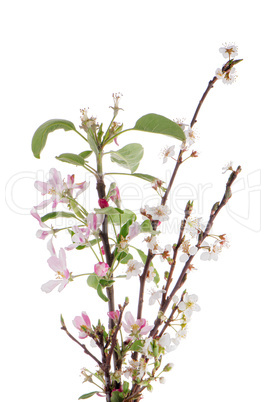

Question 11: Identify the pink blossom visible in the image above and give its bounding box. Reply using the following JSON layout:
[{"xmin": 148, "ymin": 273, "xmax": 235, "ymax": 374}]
[
  {"xmin": 30, "ymin": 207, "xmax": 55, "ymax": 240},
  {"xmin": 73, "ymin": 312, "xmax": 91, "ymax": 339},
  {"xmin": 122, "ymin": 311, "xmax": 153, "ymax": 338},
  {"xmin": 110, "ymin": 186, "xmax": 121, "ymax": 208},
  {"xmin": 65, "ymin": 225, "xmax": 91, "ymax": 250},
  {"xmin": 107, "ymin": 310, "xmax": 120, "ymax": 322},
  {"xmin": 34, "ymin": 168, "xmax": 88, "ymax": 210},
  {"xmin": 87, "ymin": 213, "xmax": 104, "ymax": 235},
  {"xmin": 98, "ymin": 198, "xmax": 109, "ymax": 208},
  {"xmin": 94, "ymin": 262, "xmax": 109, "ymax": 277},
  {"xmin": 127, "ymin": 222, "xmax": 141, "ymax": 241},
  {"xmin": 41, "ymin": 241, "xmax": 71, "ymax": 293}
]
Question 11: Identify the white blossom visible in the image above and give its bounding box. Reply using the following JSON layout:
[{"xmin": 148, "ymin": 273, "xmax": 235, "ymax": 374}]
[
  {"xmin": 146, "ymin": 236, "xmax": 163, "ymax": 254},
  {"xmin": 178, "ymin": 294, "xmax": 200, "ymax": 318},
  {"xmin": 219, "ymin": 43, "xmax": 238, "ymax": 59},
  {"xmin": 222, "ymin": 161, "xmax": 233, "ymax": 174},
  {"xmin": 159, "ymin": 333, "xmax": 177, "ymax": 353},
  {"xmin": 160, "ymin": 145, "xmax": 175, "ymax": 163},
  {"xmin": 126, "ymin": 259, "xmax": 143, "ymax": 279},
  {"xmin": 145, "ymin": 204, "xmax": 171, "ymax": 222},
  {"xmin": 149, "ymin": 288, "xmax": 165, "ymax": 305}
]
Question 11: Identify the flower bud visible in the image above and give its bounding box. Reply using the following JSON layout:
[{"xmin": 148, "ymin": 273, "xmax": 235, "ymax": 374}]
[{"xmin": 163, "ymin": 363, "xmax": 174, "ymax": 372}]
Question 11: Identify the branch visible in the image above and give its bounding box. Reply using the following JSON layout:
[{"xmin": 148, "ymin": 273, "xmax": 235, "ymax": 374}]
[
  {"xmin": 149, "ymin": 166, "xmax": 242, "ymax": 338},
  {"xmin": 61, "ymin": 322, "xmax": 102, "ymax": 368}
]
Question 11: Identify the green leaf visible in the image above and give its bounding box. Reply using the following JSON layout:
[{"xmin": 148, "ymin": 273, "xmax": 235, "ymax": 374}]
[
  {"xmin": 99, "ymin": 278, "xmax": 115, "ymax": 288},
  {"xmin": 133, "ymin": 113, "xmax": 185, "ymax": 141},
  {"xmin": 97, "ymin": 284, "xmax": 109, "ymax": 302},
  {"xmin": 94, "ymin": 207, "xmax": 123, "ymax": 215},
  {"xmin": 129, "ymin": 340, "xmax": 143, "ymax": 352},
  {"xmin": 87, "ymin": 132, "xmax": 99, "ymax": 155},
  {"xmin": 79, "ymin": 150, "xmax": 93, "ymax": 159},
  {"xmin": 110, "ymin": 143, "xmax": 144, "ymax": 173},
  {"xmin": 32, "ymin": 119, "xmax": 77, "ymax": 159},
  {"xmin": 70, "ymin": 200, "xmax": 85, "ymax": 219},
  {"xmin": 140, "ymin": 219, "xmax": 155, "ymax": 233},
  {"xmin": 56, "ymin": 152, "xmax": 85, "ymax": 166},
  {"xmin": 87, "ymin": 274, "xmax": 99, "ymax": 290},
  {"xmin": 123, "ymin": 381, "xmax": 130, "ymax": 394},
  {"xmin": 78, "ymin": 391, "xmax": 98, "ymax": 400},
  {"xmin": 110, "ymin": 209, "xmax": 136, "ymax": 226},
  {"xmin": 131, "ymin": 173, "xmax": 163, "ymax": 184},
  {"xmin": 41, "ymin": 211, "xmax": 77, "ymax": 222},
  {"xmin": 111, "ymin": 391, "xmax": 124, "ymax": 402},
  {"xmin": 119, "ymin": 252, "xmax": 133, "ymax": 264}
]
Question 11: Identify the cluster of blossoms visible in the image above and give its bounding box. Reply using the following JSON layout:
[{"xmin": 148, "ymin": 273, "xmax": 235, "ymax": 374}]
[
  {"xmin": 30, "ymin": 46, "xmax": 241, "ymax": 400},
  {"xmin": 215, "ymin": 42, "xmax": 239, "ymax": 84}
]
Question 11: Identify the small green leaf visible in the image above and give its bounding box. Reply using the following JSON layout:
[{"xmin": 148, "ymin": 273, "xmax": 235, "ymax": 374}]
[
  {"xmin": 87, "ymin": 274, "xmax": 99, "ymax": 290},
  {"xmin": 129, "ymin": 340, "xmax": 143, "ymax": 352},
  {"xmin": 133, "ymin": 113, "xmax": 185, "ymax": 141},
  {"xmin": 123, "ymin": 381, "xmax": 129, "ymax": 394},
  {"xmin": 70, "ymin": 200, "xmax": 85, "ymax": 219},
  {"xmin": 99, "ymin": 278, "xmax": 115, "ymax": 288},
  {"xmin": 94, "ymin": 207, "xmax": 123, "ymax": 215},
  {"xmin": 110, "ymin": 143, "xmax": 144, "ymax": 173},
  {"xmin": 111, "ymin": 391, "xmax": 124, "ymax": 402},
  {"xmin": 119, "ymin": 252, "xmax": 133, "ymax": 264},
  {"xmin": 109, "ymin": 209, "xmax": 136, "ymax": 226},
  {"xmin": 97, "ymin": 284, "xmax": 109, "ymax": 302},
  {"xmin": 56, "ymin": 153, "xmax": 85, "ymax": 166},
  {"xmin": 140, "ymin": 219, "xmax": 155, "ymax": 233},
  {"xmin": 32, "ymin": 119, "xmax": 77, "ymax": 159},
  {"xmin": 41, "ymin": 211, "xmax": 77, "ymax": 222},
  {"xmin": 79, "ymin": 150, "xmax": 93, "ymax": 159},
  {"xmin": 87, "ymin": 132, "xmax": 99, "ymax": 155},
  {"xmin": 78, "ymin": 391, "xmax": 98, "ymax": 400}
]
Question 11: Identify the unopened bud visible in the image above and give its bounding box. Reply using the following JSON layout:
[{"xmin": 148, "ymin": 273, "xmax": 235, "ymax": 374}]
[
  {"xmin": 211, "ymin": 201, "xmax": 220, "ymax": 215},
  {"xmin": 191, "ymin": 150, "xmax": 199, "ymax": 158},
  {"xmin": 163, "ymin": 363, "xmax": 174, "ymax": 372},
  {"xmin": 224, "ymin": 187, "xmax": 232, "ymax": 201},
  {"xmin": 185, "ymin": 200, "xmax": 193, "ymax": 216},
  {"xmin": 147, "ymin": 384, "xmax": 153, "ymax": 392}
]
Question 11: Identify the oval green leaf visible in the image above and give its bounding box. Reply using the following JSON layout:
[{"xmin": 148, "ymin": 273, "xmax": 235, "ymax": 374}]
[
  {"xmin": 134, "ymin": 113, "xmax": 186, "ymax": 141},
  {"xmin": 41, "ymin": 211, "xmax": 77, "ymax": 222},
  {"xmin": 32, "ymin": 119, "xmax": 77, "ymax": 159},
  {"xmin": 78, "ymin": 391, "xmax": 98, "ymax": 400},
  {"xmin": 110, "ymin": 143, "xmax": 144, "ymax": 173},
  {"xmin": 56, "ymin": 153, "xmax": 85, "ymax": 166}
]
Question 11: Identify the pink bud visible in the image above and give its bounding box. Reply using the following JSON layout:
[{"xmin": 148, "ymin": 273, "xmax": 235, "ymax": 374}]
[
  {"xmin": 98, "ymin": 198, "xmax": 109, "ymax": 208},
  {"xmin": 94, "ymin": 262, "xmax": 109, "ymax": 277},
  {"xmin": 107, "ymin": 310, "xmax": 120, "ymax": 321}
]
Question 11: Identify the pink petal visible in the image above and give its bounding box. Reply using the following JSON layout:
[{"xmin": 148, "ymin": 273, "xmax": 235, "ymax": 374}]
[
  {"xmin": 81, "ymin": 312, "xmax": 91, "ymax": 328},
  {"xmin": 41, "ymin": 280, "xmax": 59, "ymax": 293},
  {"xmin": 124, "ymin": 311, "xmax": 135, "ymax": 326},
  {"xmin": 47, "ymin": 238, "xmax": 56, "ymax": 256},
  {"xmin": 34, "ymin": 181, "xmax": 49, "ymax": 195}
]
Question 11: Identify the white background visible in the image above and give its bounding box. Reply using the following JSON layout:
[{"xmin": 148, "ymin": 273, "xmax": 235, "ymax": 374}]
[{"xmin": 1, "ymin": 1, "xmax": 265, "ymax": 401}]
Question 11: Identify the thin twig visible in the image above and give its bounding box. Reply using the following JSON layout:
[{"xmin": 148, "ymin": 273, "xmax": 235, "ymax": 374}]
[
  {"xmin": 149, "ymin": 166, "xmax": 242, "ymax": 338},
  {"xmin": 61, "ymin": 323, "xmax": 102, "ymax": 368}
]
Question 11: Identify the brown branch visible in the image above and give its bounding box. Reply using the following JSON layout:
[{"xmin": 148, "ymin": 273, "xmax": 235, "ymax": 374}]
[
  {"xmin": 190, "ymin": 76, "xmax": 218, "ymax": 128},
  {"xmin": 149, "ymin": 166, "xmax": 242, "ymax": 338},
  {"xmin": 61, "ymin": 323, "xmax": 102, "ymax": 368}
]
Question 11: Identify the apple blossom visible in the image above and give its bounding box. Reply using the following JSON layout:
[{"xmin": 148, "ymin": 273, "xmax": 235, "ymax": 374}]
[
  {"xmin": 107, "ymin": 310, "xmax": 120, "ymax": 322},
  {"xmin": 41, "ymin": 243, "xmax": 72, "ymax": 293},
  {"xmin": 94, "ymin": 262, "xmax": 109, "ymax": 277},
  {"xmin": 160, "ymin": 145, "xmax": 175, "ymax": 163},
  {"xmin": 178, "ymin": 294, "xmax": 200, "ymax": 318},
  {"xmin": 34, "ymin": 168, "xmax": 88, "ymax": 210},
  {"xmin": 73, "ymin": 311, "xmax": 92, "ymax": 339},
  {"xmin": 144, "ymin": 204, "xmax": 171, "ymax": 222},
  {"xmin": 219, "ymin": 43, "xmax": 238, "ymax": 59},
  {"xmin": 122, "ymin": 311, "xmax": 153, "ymax": 338},
  {"xmin": 126, "ymin": 259, "xmax": 143, "ymax": 279}
]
